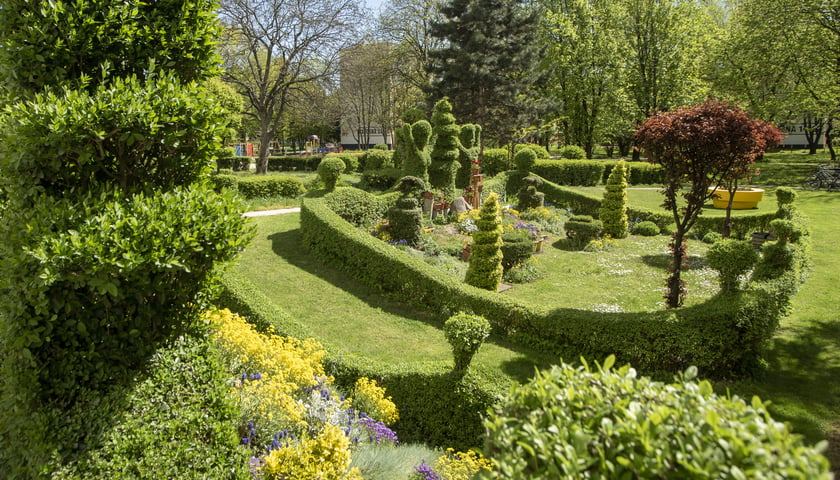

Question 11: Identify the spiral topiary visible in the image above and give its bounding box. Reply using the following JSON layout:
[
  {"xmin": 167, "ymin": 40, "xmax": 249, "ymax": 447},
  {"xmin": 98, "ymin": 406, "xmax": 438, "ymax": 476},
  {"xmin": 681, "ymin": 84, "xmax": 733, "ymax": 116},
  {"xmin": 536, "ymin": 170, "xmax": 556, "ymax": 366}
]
[
  {"xmin": 465, "ymin": 192, "xmax": 504, "ymax": 291},
  {"xmin": 599, "ymin": 159, "xmax": 628, "ymax": 238}
]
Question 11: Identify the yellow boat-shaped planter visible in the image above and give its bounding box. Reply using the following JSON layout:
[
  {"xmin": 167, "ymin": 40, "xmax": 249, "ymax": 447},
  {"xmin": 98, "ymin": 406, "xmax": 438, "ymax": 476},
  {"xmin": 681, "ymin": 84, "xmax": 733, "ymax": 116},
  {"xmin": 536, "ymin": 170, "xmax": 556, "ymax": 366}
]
[{"xmin": 708, "ymin": 187, "xmax": 764, "ymax": 209}]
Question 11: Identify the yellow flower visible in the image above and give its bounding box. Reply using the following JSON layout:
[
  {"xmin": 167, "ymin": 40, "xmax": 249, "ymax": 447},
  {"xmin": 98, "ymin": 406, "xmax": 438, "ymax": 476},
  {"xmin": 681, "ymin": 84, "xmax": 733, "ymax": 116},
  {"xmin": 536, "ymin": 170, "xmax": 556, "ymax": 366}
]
[
  {"xmin": 435, "ymin": 448, "xmax": 493, "ymax": 480},
  {"xmin": 352, "ymin": 377, "xmax": 399, "ymax": 425}
]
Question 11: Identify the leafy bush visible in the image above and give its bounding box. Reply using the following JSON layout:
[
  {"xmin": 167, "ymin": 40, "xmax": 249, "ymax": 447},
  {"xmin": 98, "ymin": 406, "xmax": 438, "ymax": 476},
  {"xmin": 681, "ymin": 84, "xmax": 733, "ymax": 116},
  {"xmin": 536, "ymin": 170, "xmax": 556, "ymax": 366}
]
[
  {"xmin": 564, "ymin": 215, "xmax": 603, "ymax": 248},
  {"xmin": 373, "ymin": 143, "xmax": 389, "ymax": 150},
  {"xmin": 707, "ymin": 239, "xmax": 759, "ymax": 292},
  {"xmin": 514, "ymin": 147, "xmax": 538, "ymax": 172},
  {"xmin": 444, "ymin": 313, "xmax": 491, "ymax": 374},
  {"xmin": 702, "ymin": 231, "xmax": 722, "ymax": 244},
  {"xmin": 631, "ymin": 220, "xmax": 660, "ymax": 236},
  {"xmin": 363, "ymin": 167, "xmax": 404, "ymax": 190},
  {"xmin": 236, "ymin": 175, "xmax": 306, "ymax": 199},
  {"xmin": 362, "ymin": 149, "xmax": 394, "ymax": 170},
  {"xmin": 325, "ymin": 187, "xmax": 387, "ymax": 228},
  {"xmin": 514, "ymin": 143, "xmax": 550, "ymax": 159},
  {"xmin": 210, "ymin": 173, "xmax": 239, "ymax": 192},
  {"xmin": 481, "ymin": 148, "xmax": 511, "ymax": 176},
  {"xmin": 516, "ymin": 175, "xmax": 544, "ymax": 211},
  {"xmin": 503, "ymin": 258, "xmax": 543, "ymax": 284},
  {"xmin": 318, "ymin": 156, "xmax": 346, "ymax": 191},
  {"xmin": 500, "ymin": 231, "xmax": 535, "ymax": 271},
  {"xmin": 484, "ymin": 358, "xmax": 832, "ymax": 479},
  {"xmin": 267, "ymin": 155, "xmax": 324, "ymax": 171},
  {"xmin": 326, "ymin": 152, "xmax": 360, "ymax": 173},
  {"xmin": 603, "ymin": 161, "xmax": 664, "ymax": 185},
  {"xmin": 558, "ymin": 144, "xmax": 586, "ymax": 159}
]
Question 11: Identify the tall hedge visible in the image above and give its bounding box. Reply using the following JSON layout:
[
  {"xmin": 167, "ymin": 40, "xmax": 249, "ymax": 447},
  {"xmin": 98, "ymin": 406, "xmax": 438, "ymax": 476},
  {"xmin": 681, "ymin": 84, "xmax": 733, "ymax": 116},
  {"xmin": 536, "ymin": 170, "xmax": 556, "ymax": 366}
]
[
  {"xmin": 0, "ymin": 0, "xmax": 250, "ymax": 476},
  {"xmin": 429, "ymin": 98, "xmax": 461, "ymax": 194}
]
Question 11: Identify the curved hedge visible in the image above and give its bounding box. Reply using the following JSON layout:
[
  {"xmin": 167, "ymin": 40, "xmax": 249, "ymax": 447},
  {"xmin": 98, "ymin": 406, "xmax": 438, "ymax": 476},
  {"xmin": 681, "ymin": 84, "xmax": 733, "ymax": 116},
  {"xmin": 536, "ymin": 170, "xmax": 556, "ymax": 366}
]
[
  {"xmin": 532, "ymin": 159, "xmax": 665, "ymax": 186},
  {"xmin": 300, "ymin": 196, "xmax": 802, "ymax": 378},
  {"xmin": 216, "ymin": 270, "xmax": 505, "ymax": 450}
]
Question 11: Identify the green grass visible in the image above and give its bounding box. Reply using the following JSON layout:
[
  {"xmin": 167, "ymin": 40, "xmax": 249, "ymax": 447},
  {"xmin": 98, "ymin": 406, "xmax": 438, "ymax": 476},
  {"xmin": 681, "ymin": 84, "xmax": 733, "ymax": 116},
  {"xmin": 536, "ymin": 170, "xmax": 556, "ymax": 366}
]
[{"xmin": 233, "ymin": 213, "xmax": 556, "ymax": 383}]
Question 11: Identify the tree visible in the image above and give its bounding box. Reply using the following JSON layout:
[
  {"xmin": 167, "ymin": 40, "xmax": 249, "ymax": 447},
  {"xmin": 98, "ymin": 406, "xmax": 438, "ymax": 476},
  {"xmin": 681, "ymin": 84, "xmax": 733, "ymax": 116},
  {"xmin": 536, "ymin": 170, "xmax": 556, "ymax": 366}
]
[
  {"xmin": 340, "ymin": 42, "xmax": 398, "ymax": 149},
  {"xmin": 218, "ymin": 0, "xmax": 361, "ymax": 173},
  {"xmin": 379, "ymin": 0, "xmax": 446, "ymax": 93},
  {"xmin": 428, "ymin": 0, "xmax": 546, "ymax": 148},
  {"xmin": 465, "ymin": 192, "xmax": 504, "ymax": 291},
  {"xmin": 634, "ymin": 100, "xmax": 780, "ymax": 308}
]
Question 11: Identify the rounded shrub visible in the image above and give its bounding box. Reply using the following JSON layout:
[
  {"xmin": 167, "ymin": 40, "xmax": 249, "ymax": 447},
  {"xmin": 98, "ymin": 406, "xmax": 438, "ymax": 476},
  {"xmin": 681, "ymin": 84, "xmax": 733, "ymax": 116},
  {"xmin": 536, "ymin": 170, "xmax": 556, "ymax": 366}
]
[
  {"xmin": 514, "ymin": 147, "xmax": 538, "ymax": 172},
  {"xmin": 770, "ymin": 218, "xmax": 803, "ymax": 243},
  {"xmin": 443, "ymin": 312, "xmax": 491, "ymax": 374},
  {"xmin": 324, "ymin": 187, "xmax": 386, "ymax": 228},
  {"xmin": 500, "ymin": 231, "xmax": 535, "ymax": 272},
  {"xmin": 775, "ymin": 186, "xmax": 797, "ymax": 206},
  {"xmin": 373, "ymin": 143, "xmax": 389, "ymax": 150},
  {"xmin": 514, "ymin": 143, "xmax": 550, "ymax": 159},
  {"xmin": 558, "ymin": 144, "xmax": 586, "ymax": 159},
  {"xmin": 317, "ymin": 156, "xmax": 346, "ymax": 191},
  {"xmin": 706, "ymin": 238, "xmax": 759, "ymax": 292},
  {"xmin": 631, "ymin": 220, "xmax": 660, "ymax": 237},
  {"xmin": 702, "ymin": 231, "xmax": 722, "ymax": 244},
  {"xmin": 361, "ymin": 149, "xmax": 393, "ymax": 171},
  {"xmin": 484, "ymin": 358, "xmax": 832, "ymax": 479},
  {"xmin": 481, "ymin": 148, "xmax": 511, "ymax": 176},
  {"xmin": 326, "ymin": 152, "xmax": 359, "ymax": 173}
]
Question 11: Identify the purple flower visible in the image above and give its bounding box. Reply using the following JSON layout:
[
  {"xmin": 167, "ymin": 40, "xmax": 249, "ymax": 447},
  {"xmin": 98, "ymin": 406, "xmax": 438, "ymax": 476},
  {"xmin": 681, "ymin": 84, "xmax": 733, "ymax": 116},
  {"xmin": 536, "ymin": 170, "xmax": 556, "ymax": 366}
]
[
  {"xmin": 359, "ymin": 417, "xmax": 399, "ymax": 445},
  {"xmin": 414, "ymin": 460, "xmax": 441, "ymax": 480}
]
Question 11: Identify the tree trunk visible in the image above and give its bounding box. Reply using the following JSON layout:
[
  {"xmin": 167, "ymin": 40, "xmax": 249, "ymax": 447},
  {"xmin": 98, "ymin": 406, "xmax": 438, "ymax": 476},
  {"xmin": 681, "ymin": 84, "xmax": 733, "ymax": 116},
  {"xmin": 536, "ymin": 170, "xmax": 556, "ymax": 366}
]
[
  {"xmin": 665, "ymin": 229, "xmax": 687, "ymax": 309},
  {"xmin": 256, "ymin": 122, "xmax": 273, "ymax": 174},
  {"xmin": 722, "ymin": 179, "xmax": 738, "ymax": 238},
  {"xmin": 826, "ymin": 116, "xmax": 836, "ymax": 164}
]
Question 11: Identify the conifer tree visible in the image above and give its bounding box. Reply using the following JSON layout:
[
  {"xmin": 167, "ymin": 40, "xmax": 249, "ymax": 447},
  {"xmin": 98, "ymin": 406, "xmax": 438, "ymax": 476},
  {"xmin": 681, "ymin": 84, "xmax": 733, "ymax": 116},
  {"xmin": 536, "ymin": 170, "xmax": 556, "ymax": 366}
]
[
  {"xmin": 465, "ymin": 192, "xmax": 504, "ymax": 291},
  {"xmin": 599, "ymin": 160, "xmax": 629, "ymax": 238},
  {"xmin": 429, "ymin": 98, "xmax": 461, "ymax": 194},
  {"xmin": 428, "ymin": 0, "xmax": 545, "ymax": 145}
]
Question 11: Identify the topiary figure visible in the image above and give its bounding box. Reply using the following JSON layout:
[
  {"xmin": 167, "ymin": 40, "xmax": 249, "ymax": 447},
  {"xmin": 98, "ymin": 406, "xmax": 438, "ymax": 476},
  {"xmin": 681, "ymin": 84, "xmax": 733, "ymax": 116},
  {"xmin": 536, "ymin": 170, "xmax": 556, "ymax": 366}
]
[
  {"xmin": 386, "ymin": 176, "xmax": 426, "ymax": 246},
  {"xmin": 514, "ymin": 147, "xmax": 538, "ymax": 173},
  {"xmin": 565, "ymin": 215, "xmax": 603, "ymax": 249},
  {"xmin": 429, "ymin": 98, "xmax": 461, "ymax": 195},
  {"xmin": 444, "ymin": 312, "xmax": 491, "ymax": 374},
  {"xmin": 456, "ymin": 123, "xmax": 481, "ymax": 189},
  {"xmin": 484, "ymin": 358, "xmax": 833, "ymax": 479},
  {"xmin": 706, "ymin": 238, "xmax": 759, "ymax": 292},
  {"xmin": 317, "ymin": 156, "xmax": 346, "ymax": 191},
  {"xmin": 465, "ymin": 192, "xmax": 504, "ymax": 291},
  {"xmin": 599, "ymin": 159, "xmax": 629, "ymax": 238},
  {"xmin": 516, "ymin": 174, "xmax": 544, "ymax": 211},
  {"xmin": 401, "ymin": 120, "xmax": 432, "ymax": 182},
  {"xmin": 361, "ymin": 148, "xmax": 393, "ymax": 171}
]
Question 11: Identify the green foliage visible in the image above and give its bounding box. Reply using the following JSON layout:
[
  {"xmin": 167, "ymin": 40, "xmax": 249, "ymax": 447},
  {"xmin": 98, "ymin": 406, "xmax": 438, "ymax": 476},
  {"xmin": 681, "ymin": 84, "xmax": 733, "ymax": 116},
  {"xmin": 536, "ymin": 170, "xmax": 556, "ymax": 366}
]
[
  {"xmin": 328, "ymin": 153, "xmax": 361, "ymax": 173},
  {"xmin": 373, "ymin": 143, "xmax": 389, "ymax": 150},
  {"xmin": 514, "ymin": 143, "xmax": 550, "ymax": 159},
  {"xmin": 481, "ymin": 148, "xmax": 512, "ymax": 176},
  {"xmin": 217, "ymin": 156, "xmax": 252, "ymax": 171},
  {"xmin": 599, "ymin": 160, "xmax": 629, "ymax": 238},
  {"xmin": 429, "ymin": 98, "xmax": 461, "ymax": 194},
  {"xmin": 362, "ymin": 168, "xmax": 404, "ymax": 190},
  {"xmin": 558, "ymin": 144, "xmax": 587, "ymax": 159},
  {"xmin": 266, "ymin": 155, "xmax": 325, "ymax": 172},
  {"xmin": 707, "ymin": 239, "xmax": 759, "ymax": 292},
  {"xmin": 503, "ymin": 258, "xmax": 543, "ymax": 284},
  {"xmin": 776, "ymin": 186, "xmax": 797, "ymax": 206},
  {"xmin": 362, "ymin": 149, "xmax": 394, "ymax": 170},
  {"xmin": 532, "ymin": 160, "xmax": 605, "ymax": 186},
  {"xmin": 484, "ymin": 359, "xmax": 832, "ymax": 479},
  {"xmin": 631, "ymin": 220, "xmax": 660, "ymax": 236},
  {"xmin": 444, "ymin": 312, "xmax": 491, "ymax": 374},
  {"xmin": 456, "ymin": 124, "xmax": 481, "ymax": 188},
  {"xmin": 501, "ymin": 231, "xmax": 535, "ymax": 271},
  {"xmin": 516, "ymin": 175, "xmax": 545, "ymax": 211},
  {"xmin": 387, "ymin": 197, "xmax": 424, "ymax": 247},
  {"xmin": 318, "ymin": 156, "xmax": 346, "ymax": 191},
  {"xmin": 0, "ymin": 0, "xmax": 221, "ymax": 98},
  {"xmin": 770, "ymin": 218, "xmax": 803, "ymax": 244},
  {"xmin": 703, "ymin": 231, "xmax": 722, "ymax": 244},
  {"xmin": 210, "ymin": 173, "xmax": 239, "ymax": 192},
  {"xmin": 565, "ymin": 215, "xmax": 603, "ymax": 249},
  {"xmin": 44, "ymin": 329, "xmax": 248, "ymax": 479},
  {"xmin": 514, "ymin": 147, "xmax": 538, "ymax": 172},
  {"xmin": 0, "ymin": 74, "xmax": 229, "ymax": 197},
  {"xmin": 401, "ymin": 120, "xmax": 433, "ymax": 182},
  {"xmin": 325, "ymin": 188, "xmax": 387, "ymax": 228},
  {"xmin": 235, "ymin": 176, "xmax": 306, "ymax": 199},
  {"xmin": 465, "ymin": 193, "xmax": 504, "ymax": 291}
]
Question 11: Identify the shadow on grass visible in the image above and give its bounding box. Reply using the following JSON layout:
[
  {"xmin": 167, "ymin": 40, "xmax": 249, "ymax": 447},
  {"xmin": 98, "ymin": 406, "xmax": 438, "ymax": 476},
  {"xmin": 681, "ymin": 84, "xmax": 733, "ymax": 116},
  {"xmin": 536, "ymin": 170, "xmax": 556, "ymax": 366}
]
[
  {"xmin": 640, "ymin": 253, "xmax": 706, "ymax": 270},
  {"xmin": 266, "ymin": 228, "xmax": 556, "ymax": 382}
]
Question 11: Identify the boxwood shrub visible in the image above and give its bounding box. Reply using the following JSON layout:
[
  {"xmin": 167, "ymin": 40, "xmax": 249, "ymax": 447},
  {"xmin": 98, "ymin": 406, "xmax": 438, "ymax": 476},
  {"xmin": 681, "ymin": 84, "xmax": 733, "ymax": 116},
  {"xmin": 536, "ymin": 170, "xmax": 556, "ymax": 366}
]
[
  {"xmin": 300, "ymin": 196, "xmax": 805, "ymax": 378},
  {"xmin": 216, "ymin": 155, "xmax": 251, "ymax": 171},
  {"xmin": 603, "ymin": 161, "xmax": 664, "ymax": 185},
  {"xmin": 235, "ymin": 175, "xmax": 306, "ymax": 199},
  {"xmin": 481, "ymin": 148, "xmax": 511, "ymax": 177},
  {"xmin": 362, "ymin": 167, "xmax": 402, "ymax": 190},
  {"xmin": 484, "ymin": 358, "xmax": 832, "ymax": 479},
  {"xmin": 532, "ymin": 160, "xmax": 604, "ymax": 186},
  {"xmin": 266, "ymin": 155, "xmax": 324, "ymax": 172},
  {"xmin": 324, "ymin": 187, "xmax": 388, "ymax": 228}
]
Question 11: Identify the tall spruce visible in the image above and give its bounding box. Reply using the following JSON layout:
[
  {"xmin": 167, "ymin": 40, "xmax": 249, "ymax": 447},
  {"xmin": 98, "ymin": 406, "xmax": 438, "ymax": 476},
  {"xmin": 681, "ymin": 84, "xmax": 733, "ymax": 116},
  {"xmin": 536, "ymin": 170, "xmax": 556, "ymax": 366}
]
[{"xmin": 428, "ymin": 0, "xmax": 545, "ymax": 148}]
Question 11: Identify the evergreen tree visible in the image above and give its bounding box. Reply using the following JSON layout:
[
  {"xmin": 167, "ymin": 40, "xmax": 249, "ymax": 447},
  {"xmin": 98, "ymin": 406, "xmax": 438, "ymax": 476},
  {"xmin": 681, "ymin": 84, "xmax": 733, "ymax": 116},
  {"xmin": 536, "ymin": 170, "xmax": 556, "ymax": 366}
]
[
  {"xmin": 599, "ymin": 160, "xmax": 629, "ymax": 238},
  {"xmin": 465, "ymin": 192, "xmax": 504, "ymax": 291},
  {"xmin": 428, "ymin": 0, "xmax": 545, "ymax": 147},
  {"xmin": 429, "ymin": 98, "xmax": 461, "ymax": 194}
]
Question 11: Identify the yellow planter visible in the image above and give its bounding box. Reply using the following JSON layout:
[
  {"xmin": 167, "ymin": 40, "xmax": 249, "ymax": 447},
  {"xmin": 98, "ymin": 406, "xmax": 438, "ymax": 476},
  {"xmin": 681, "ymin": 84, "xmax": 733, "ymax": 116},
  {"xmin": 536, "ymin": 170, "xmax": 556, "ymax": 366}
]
[{"xmin": 708, "ymin": 187, "xmax": 764, "ymax": 209}]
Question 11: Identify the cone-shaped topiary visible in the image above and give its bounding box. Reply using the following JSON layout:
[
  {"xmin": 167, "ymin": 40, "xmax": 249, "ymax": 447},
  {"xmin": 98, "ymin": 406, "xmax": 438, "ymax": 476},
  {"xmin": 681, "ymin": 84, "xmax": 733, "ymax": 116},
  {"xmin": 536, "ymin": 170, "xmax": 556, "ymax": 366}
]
[
  {"xmin": 429, "ymin": 98, "xmax": 461, "ymax": 195},
  {"xmin": 465, "ymin": 192, "xmax": 504, "ymax": 291},
  {"xmin": 599, "ymin": 160, "xmax": 629, "ymax": 238},
  {"xmin": 401, "ymin": 120, "xmax": 432, "ymax": 182},
  {"xmin": 456, "ymin": 124, "xmax": 481, "ymax": 188}
]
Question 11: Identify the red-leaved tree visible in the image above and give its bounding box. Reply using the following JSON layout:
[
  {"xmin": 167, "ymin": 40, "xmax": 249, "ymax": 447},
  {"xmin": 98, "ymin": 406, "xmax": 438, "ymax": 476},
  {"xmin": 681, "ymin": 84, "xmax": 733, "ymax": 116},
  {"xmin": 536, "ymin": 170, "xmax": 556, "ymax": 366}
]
[{"xmin": 635, "ymin": 100, "xmax": 783, "ymax": 308}]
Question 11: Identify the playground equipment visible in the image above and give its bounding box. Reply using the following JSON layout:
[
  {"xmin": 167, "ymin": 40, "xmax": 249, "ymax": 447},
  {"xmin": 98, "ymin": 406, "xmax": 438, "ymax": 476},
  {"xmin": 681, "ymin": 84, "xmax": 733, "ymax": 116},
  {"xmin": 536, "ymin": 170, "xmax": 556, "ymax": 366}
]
[{"xmin": 305, "ymin": 135, "xmax": 320, "ymax": 156}]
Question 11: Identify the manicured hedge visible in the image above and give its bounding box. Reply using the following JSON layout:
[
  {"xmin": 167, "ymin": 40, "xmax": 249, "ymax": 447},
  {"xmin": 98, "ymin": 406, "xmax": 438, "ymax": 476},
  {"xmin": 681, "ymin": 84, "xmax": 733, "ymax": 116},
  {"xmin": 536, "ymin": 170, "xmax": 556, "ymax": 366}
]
[
  {"xmin": 216, "ymin": 156, "xmax": 252, "ymax": 171},
  {"xmin": 216, "ymin": 270, "xmax": 506, "ymax": 450},
  {"xmin": 235, "ymin": 175, "xmax": 306, "ymax": 199},
  {"xmin": 532, "ymin": 160, "xmax": 604, "ymax": 186},
  {"xmin": 266, "ymin": 155, "xmax": 325, "ymax": 172},
  {"xmin": 300, "ymin": 196, "xmax": 804, "ymax": 378},
  {"xmin": 603, "ymin": 160, "xmax": 664, "ymax": 185}
]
